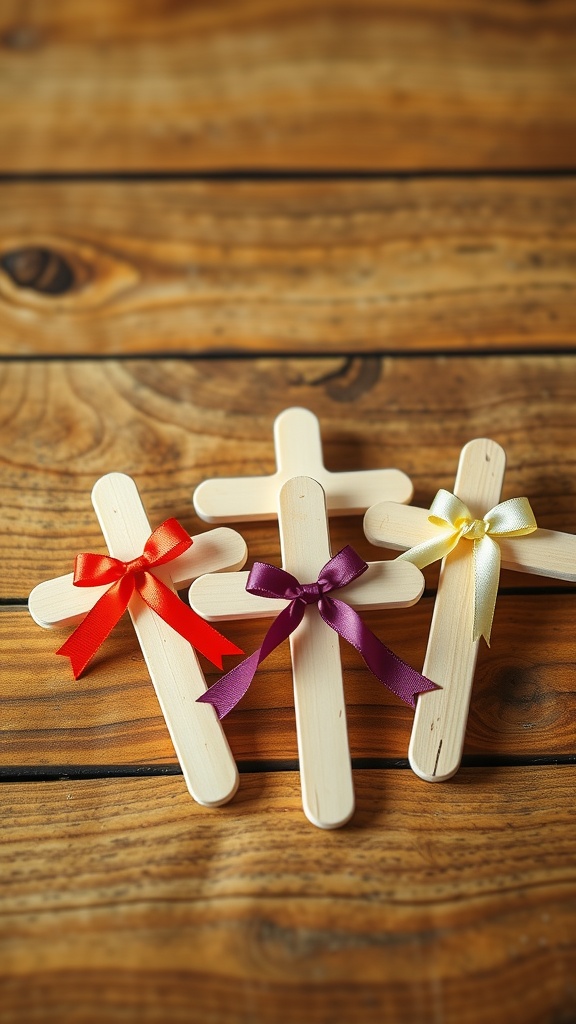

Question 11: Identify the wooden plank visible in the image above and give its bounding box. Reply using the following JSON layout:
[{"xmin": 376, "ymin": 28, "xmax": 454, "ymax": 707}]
[
  {"xmin": 1, "ymin": 769, "xmax": 575, "ymax": 1024},
  {"xmin": 2, "ymin": 355, "xmax": 576, "ymax": 597},
  {"xmin": 1, "ymin": 178, "xmax": 576, "ymax": 355},
  {"xmin": 1, "ymin": 1, "xmax": 575, "ymax": 172},
  {"xmin": 5, "ymin": 590, "xmax": 576, "ymax": 766}
]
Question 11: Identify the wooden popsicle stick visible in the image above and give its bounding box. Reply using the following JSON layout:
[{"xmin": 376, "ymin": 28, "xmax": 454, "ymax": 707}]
[
  {"xmin": 410, "ymin": 440, "xmax": 506, "ymax": 782},
  {"xmin": 194, "ymin": 407, "xmax": 413, "ymax": 522},
  {"xmin": 29, "ymin": 527, "xmax": 247, "ymax": 628},
  {"xmin": 189, "ymin": 475, "xmax": 425, "ymax": 829},
  {"xmin": 365, "ymin": 438, "xmax": 507, "ymax": 782},
  {"xmin": 189, "ymin": 558, "xmax": 424, "ymax": 621},
  {"xmin": 365, "ymin": 437, "xmax": 576, "ymax": 783},
  {"xmin": 279, "ymin": 476, "xmax": 355, "ymax": 830},
  {"xmin": 30, "ymin": 472, "xmax": 244, "ymax": 808},
  {"xmin": 190, "ymin": 408, "xmax": 422, "ymax": 825},
  {"xmin": 364, "ymin": 503, "xmax": 441, "ymax": 553},
  {"xmin": 365, "ymin": 504, "xmax": 576, "ymax": 580}
]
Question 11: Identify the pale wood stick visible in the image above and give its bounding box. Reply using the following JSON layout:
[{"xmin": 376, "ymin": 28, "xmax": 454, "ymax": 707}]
[
  {"xmin": 410, "ymin": 439, "xmax": 507, "ymax": 781},
  {"xmin": 29, "ymin": 527, "xmax": 247, "ymax": 628},
  {"xmin": 194, "ymin": 407, "xmax": 413, "ymax": 522},
  {"xmin": 278, "ymin": 476, "xmax": 355, "ymax": 830},
  {"xmin": 364, "ymin": 444, "xmax": 576, "ymax": 782},
  {"xmin": 91, "ymin": 473, "xmax": 240, "ymax": 807},
  {"xmin": 189, "ymin": 559, "xmax": 424, "ymax": 621},
  {"xmin": 365, "ymin": 503, "xmax": 576, "ymax": 580},
  {"xmin": 31, "ymin": 472, "xmax": 241, "ymax": 808},
  {"xmin": 189, "ymin": 475, "xmax": 424, "ymax": 828},
  {"xmin": 365, "ymin": 439, "xmax": 507, "ymax": 782}
]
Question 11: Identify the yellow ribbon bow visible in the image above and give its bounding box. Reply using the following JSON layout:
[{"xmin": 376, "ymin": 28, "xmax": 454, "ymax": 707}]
[{"xmin": 399, "ymin": 489, "xmax": 537, "ymax": 645}]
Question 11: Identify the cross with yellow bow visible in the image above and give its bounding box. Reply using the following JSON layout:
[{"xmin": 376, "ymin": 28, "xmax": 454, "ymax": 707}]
[{"xmin": 364, "ymin": 438, "xmax": 576, "ymax": 784}]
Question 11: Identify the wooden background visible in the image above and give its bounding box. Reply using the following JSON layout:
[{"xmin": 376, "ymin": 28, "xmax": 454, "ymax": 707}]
[{"xmin": 1, "ymin": 2, "xmax": 576, "ymax": 1022}]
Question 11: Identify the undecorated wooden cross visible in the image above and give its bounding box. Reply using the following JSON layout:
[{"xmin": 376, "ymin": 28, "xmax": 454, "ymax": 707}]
[
  {"xmin": 29, "ymin": 472, "xmax": 247, "ymax": 807},
  {"xmin": 190, "ymin": 474, "xmax": 425, "ymax": 829},
  {"xmin": 364, "ymin": 437, "xmax": 576, "ymax": 783},
  {"xmin": 193, "ymin": 406, "xmax": 414, "ymax": 521}
]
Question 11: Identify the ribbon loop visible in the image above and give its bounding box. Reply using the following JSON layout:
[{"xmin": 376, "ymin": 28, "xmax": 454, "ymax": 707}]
[
  {"xmin": 198, "ymin": 545, "xmax": 437, "ymax": 718},
  {"xmin": 57, "ymin": 519, "xmax": 243, "ymax": 679},
  {"xmin": 73, "ymin": 552, "xmax": 125, "ymax": 587},
  {"xmin": 400, "ymin": 490, "xmax": 537, "ymax": 644}
]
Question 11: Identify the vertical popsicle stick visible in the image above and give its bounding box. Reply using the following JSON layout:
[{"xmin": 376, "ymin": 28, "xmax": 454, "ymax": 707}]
[
  {"xmin": 194, "ymin": 407, "xmax": 413, "ymax": 522},
  {"xmin": 29, "ymin": 472, "xmax": 247, "ymax": 808},
  {"xmin": 278, "ymin": 476, "xmax": 355, "ymax": 829},
  {"xmin": 90, "ymin": 474, "xmax": 239, "ymax": 806},
  {"xmin": 364, "ymin": 439, "xmax": 511, "ymax": 781},
  {"xmin": 408, "ymin": 440, "xmax": 506, "ymax": 781},
  {"xmin": 364, "ymin": 437, "xmax": 576, "ymax": 782},
  {"xmin": 366, "ymin": 485, "xmax": 576, "ymax": 780}
]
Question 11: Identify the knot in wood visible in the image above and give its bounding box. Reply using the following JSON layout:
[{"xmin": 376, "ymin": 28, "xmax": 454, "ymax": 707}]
[{"xmin": 0, "ymin": 247, "xmax": 74, "ymax": 295}]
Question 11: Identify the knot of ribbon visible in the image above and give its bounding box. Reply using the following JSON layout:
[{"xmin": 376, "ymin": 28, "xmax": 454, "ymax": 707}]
[
  {"xmin": 197, "ymin": 545, "xmax": 438, "ymax": 719},
  {"xmin": 399, "ymin": 490, "xmax": 537, "ymax": 644},
  {"xmin": 57, "ymin": 518, "xmax": 243, "ymax": 679}
]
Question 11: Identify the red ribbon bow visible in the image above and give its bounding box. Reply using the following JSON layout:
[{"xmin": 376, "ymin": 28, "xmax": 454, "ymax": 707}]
[{"xmin": 57, "ymin": 518, "xmax": 243, "ymax": 678}]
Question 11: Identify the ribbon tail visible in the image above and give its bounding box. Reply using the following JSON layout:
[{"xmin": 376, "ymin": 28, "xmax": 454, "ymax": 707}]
[
  {"xmin": 196, "ymin": 648, "xmax": 263, "ymax": 718},
  {"xmin": 137, "ymin": 574, "xmax": 243, "ymax": 669},
  {"xmin": 319, "ymin": 597, "xmax": 439, "ymax": 708},
  {"xmin": 398, "ymin": 529, "xmax": 461, "ymax": 571},
  {"xmin": 56, "ymin": 578, "xmax": 132, "ymax": 679},
  {"xmin": 472, "ymin": 535, "xmax": 500, "ymax": 646},
  {"xmin": 198, "ymin": 600, "xmax": 305, "ymax": 718}
]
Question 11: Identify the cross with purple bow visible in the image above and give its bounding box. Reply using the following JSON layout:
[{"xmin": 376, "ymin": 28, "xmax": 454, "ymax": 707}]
[{"xmin": 190, "ymin": 473, "xmax": 432, "ymax": 830}]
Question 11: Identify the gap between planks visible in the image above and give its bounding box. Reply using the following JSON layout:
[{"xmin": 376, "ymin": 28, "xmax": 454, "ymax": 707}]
[
  {"xmin": 3, "ymin": 755, "xmax": 576, "ymax": 784},
  {"xmin": 4, "ymin": 348, "xmax": 576, "ymax": 364}
]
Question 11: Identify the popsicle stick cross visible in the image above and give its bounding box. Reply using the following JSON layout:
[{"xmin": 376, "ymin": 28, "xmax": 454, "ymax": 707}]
[
  {"xmin": 364, "ymin": 437, "xmax": 576, "ymax": 784},
  {"xmin": 192, "ymin": 408, "xmax": 421, "ymax": 828},
  {"xmin": 190, "ymin": 475, "xmax": 426, "ymax": 830},
  {"xmin": 193, "ymin": 406, "xmax": 414, "ymax": 522},
  {"xmin": 29, "ymin": 472, "xmax": 247, "ymax": 808}
]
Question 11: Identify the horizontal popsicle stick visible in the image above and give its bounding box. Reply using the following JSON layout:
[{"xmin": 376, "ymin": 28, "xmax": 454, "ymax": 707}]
[
  {"xmin": 29, "ymin": 527, "xmax": 247, "ymax": 628},
  {"xmin": 189, "ymin": 558, "xmax": 424, "ymax": 621},
  {"xmin": 194, "ymin": 407, "xmax": 413, "ymax": 522},
  {"xmin": 364, "ymin": 503, "xmax": 576, "ymax": 581}
]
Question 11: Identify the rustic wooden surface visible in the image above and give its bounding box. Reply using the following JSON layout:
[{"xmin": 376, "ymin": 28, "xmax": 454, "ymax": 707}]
[
  {"xmin": 2, "ymin": 2, "xmax": 576, "ymax": 1022},
  {"xmin": 1, "ymin": 0, "xmax": 576, "ymax": 172},
  {"xmin": 1, "ymin": 179, "xmax": 576, "ymax": 355},
  {"xmin": 2, "ymin": 769, "xmax": 576, "ymax": 1024}
]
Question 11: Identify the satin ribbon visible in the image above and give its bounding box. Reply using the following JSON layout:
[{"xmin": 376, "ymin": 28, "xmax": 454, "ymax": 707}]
[
  {"xmin": 57, "ymin": 518, "xmax": 243, "ymax": 678},
  {"xmin": 399, "ymin": 490, "xmax": 537, "ymax": 644},
  {"xmin": 197, "ymin": 545, "xmax": 438, "ymax": 718}
]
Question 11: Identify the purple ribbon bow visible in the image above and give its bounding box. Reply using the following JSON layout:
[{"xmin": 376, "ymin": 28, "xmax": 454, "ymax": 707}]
[{"xmin": 197, "ymin": 545, "xmax": 438, "ymax": 718}]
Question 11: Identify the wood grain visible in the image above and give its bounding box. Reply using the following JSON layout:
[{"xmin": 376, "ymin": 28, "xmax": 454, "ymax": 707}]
[
  {"xmin": 2, "ymin": 355, "xmax": 576, "ymax": 597},
  {"xmin": 1, "ymin": 1, "xmax": 576, "ymax": 172},
  {"xmin": 1, "ymin": 178, "xmax": 576, "ymax": 355},
  {"xmin": 1, "ymin": 769, "xmax": 575, "ymax": 1024},
  {"xmin": 2, "ymin": 0, "xmax": 575, "ymax": 1016},
  {"xmin": 5, "ymin": 589, "xmax": 576, "ymax": 767}
]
